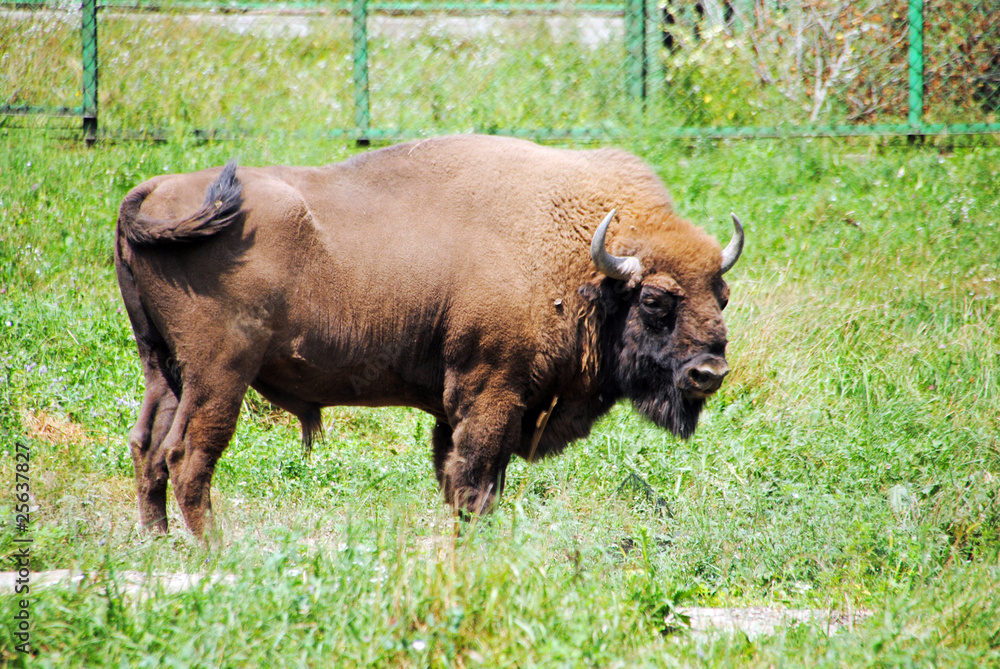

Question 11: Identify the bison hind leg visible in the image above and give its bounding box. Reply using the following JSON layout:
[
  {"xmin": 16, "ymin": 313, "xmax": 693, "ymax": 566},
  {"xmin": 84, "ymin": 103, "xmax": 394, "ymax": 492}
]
[
  {"xmin": 129, "ymin": 361, "xmax": 179, "ymax": 534},
  {"xmin": 164, "ymin": 377, "xmax": 250, "ymax": 542}
]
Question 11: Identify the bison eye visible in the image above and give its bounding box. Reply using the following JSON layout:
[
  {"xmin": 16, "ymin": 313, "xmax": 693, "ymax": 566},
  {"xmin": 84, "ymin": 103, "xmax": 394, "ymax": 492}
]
[{"xmin": 638, "ymin": 287, "xmax": 678, "ymax": 330}]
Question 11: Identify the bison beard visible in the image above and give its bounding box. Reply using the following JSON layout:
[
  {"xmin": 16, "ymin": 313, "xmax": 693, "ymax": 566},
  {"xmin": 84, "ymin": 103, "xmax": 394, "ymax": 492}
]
[
  {"xmin": 114, "ymin": 134, "xmax": 744, "ymax": 539},
  {"xmin": 611, "ymin": 335, "xmax": 705, "ymax": 439},
  {"xmin": 627, "ymin": 373, "xmax": 705, "ymax": 439}
]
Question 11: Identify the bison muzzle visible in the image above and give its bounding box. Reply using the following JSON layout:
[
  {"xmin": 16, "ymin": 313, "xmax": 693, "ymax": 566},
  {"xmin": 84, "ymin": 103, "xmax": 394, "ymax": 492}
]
[{"xmin": 115, "ymin": 135, "xmax": 744, "ymax": 537}]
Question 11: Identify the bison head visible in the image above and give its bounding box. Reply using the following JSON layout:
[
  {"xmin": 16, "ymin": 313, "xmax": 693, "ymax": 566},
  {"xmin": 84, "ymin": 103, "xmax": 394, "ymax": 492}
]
[{"xmin": 589, "ymin": 210, "xmax": 743, "ymax": 438}]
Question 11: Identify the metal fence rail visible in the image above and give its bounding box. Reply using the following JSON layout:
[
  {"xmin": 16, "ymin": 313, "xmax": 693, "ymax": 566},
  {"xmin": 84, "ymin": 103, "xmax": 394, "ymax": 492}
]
[{"xmin": 2, "ymin": 0, "xmax": 998, "ymax": 141}]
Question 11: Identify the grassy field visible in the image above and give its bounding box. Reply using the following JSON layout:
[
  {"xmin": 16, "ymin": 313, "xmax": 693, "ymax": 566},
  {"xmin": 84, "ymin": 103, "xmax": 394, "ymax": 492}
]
[{"xmin": 1, "ymin": 132, "xmax": 999, "ymax": 666}]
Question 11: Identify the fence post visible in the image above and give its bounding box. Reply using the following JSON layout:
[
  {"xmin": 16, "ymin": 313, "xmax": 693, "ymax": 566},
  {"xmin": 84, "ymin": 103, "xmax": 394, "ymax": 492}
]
[
  {"xmin": 907, "ymin": 0, "xmax": 924, "ymax": 134},
  {"xmin": 81, "ymin": 0, "xmax": 98, "ymax": 144},
  {"xmin": 644, "ymin": 0, "xmax": 661, "ymax": 102},
  {"xmin": 352, "ymin": 0, "xmax": 371, "ymax": 144},
  {"xmin": 625, "ymin": 0, "xmax": 647, "ymax": 102}
]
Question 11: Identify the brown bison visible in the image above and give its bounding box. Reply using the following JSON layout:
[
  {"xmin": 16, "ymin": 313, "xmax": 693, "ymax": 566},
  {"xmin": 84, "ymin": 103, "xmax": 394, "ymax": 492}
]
[{"xmin": 115, "ymin": 135, "xmax": 744, "ymax": 537}]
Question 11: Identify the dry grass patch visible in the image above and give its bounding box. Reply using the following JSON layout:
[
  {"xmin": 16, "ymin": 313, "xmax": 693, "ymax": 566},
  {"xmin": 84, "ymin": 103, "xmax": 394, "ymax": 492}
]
[{"xmin": 22, "ymin": 408, "xmax": 90, "ymax": 447}]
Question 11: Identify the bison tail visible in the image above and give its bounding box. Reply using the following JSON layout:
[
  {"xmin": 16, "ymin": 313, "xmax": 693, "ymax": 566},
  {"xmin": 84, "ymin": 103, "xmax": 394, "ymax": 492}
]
[{"xmin": 118, "ymin": 159, "xmax": 244, "ymax": 247}]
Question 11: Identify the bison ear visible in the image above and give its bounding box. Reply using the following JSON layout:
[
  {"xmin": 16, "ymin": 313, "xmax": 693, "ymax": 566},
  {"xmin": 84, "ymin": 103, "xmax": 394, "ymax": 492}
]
[
  {"xmin": 578, "ymin": 283, "xmax": 602, "ymax": 303},
  {"xmin": 579, "ymin": 278, "xmax": 634, "ymax": 315},
  {"xmin": 717, "ymin": 280, "xmax": 731, "ymax": 310}
]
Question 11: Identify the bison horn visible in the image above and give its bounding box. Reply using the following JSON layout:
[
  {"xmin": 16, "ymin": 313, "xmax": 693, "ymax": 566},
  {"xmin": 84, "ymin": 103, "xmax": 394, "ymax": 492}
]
[
  {"xmin": 720, "ymin": 213, "xmax": 745, "ymax": 275},
  {"xmin": 591, "ymin": 209, "xmax": 642, "ymax": 283}
]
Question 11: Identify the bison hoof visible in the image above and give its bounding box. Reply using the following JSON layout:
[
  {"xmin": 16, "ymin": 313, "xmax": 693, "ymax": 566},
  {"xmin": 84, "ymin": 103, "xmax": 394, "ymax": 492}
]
[{"xmin": 447, "ymin": 485, "xmax": 499, "ymax": 518}]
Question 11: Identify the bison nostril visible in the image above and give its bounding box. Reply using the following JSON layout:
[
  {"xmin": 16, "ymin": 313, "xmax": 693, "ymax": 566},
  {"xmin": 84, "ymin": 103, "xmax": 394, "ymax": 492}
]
[{"xmin": 687, "ymin": 361, "xmax": 729, "ymax": 392}]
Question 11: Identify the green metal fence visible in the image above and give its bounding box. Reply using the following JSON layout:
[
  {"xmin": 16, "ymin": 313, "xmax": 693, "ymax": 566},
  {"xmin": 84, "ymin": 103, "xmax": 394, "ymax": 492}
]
[{"xmin": 2, "ymin": 0, "xmax": 998, "ymax": 141}]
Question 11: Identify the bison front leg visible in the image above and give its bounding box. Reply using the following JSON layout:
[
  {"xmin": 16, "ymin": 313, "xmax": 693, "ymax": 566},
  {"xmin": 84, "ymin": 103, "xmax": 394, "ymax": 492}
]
[
  {"xmin": 431, "ymin": 418, "xmax": 455, "ymax": 488},
  {"xmin": 442, "ymin": 386, "xmax": 522, "ymax": 516}
]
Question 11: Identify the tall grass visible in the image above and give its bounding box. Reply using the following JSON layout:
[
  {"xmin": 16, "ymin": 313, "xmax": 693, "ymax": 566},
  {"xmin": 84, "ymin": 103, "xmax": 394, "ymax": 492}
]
[
  {"xmin": 1, "ymin": 130, "xmax": 999, "ymax": 665},
  {"xmin": 21, "ymin": 2, "xmax": 991, "ymax": 141},
  {"xmin": 1, "ymin": 8, "xmax": 638, "ymax": 138}
]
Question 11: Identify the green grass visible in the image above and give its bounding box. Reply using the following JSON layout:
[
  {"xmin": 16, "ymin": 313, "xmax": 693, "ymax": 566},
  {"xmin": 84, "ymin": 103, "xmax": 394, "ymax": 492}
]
[{"xmin": 1, "ymin": 132, "xmax": 999, "ymax": 666}]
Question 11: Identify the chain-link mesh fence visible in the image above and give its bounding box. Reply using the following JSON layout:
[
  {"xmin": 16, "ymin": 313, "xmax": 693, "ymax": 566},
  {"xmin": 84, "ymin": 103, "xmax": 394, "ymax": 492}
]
[
  {"xmin": 1, "ymin": 1, "xmax": 91, "ymax": 131},
  {"xmin": 362, "ymin": 3, "xmax": 640, "ymax": 138},
  {"xmin": 924, "ymin": 0, "xmax": 1000, "ymax": 125},
  {"xmin": 653, "ymin": 0, "xmax": 999, "ymax": 134},
  {"xmin": 97, "ymin": 4, "xmax": 354, "ymax": 139},
  {"xmin": 2, "ymin": 0, "xmax": 998, "ymax": 140}
]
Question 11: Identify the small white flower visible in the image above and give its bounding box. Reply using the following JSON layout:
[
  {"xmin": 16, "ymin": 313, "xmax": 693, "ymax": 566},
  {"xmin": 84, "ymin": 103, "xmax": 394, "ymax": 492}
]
[{"xmin": 411, "ymin": 640, "xmax": 426, "ymax": 651}]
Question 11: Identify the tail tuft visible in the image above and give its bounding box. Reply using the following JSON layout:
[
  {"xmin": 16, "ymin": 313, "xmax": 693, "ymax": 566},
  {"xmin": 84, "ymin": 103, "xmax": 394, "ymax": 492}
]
[{"xmin": 119, "ymin": 159, "xmax": 245, "ymax": 247}]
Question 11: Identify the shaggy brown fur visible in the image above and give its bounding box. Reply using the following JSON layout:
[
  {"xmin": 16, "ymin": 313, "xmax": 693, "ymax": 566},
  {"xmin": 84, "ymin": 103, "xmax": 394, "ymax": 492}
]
[{"xmin": 115, "ymin": 135, "xmax": 741, "ymax": 537}]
